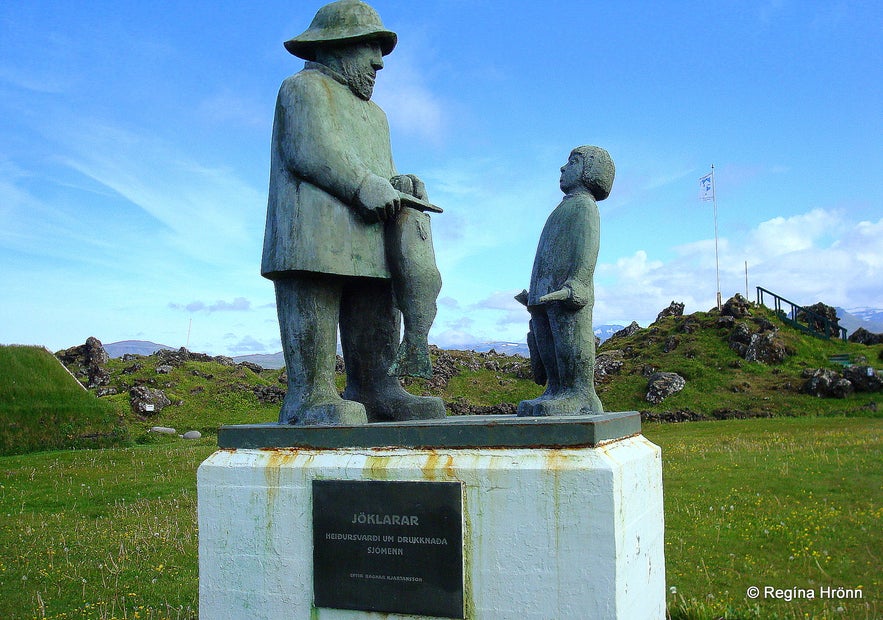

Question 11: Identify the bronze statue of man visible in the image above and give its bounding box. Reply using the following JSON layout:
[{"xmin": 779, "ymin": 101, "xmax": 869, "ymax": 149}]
[{"xmin": 261, "ymin": 0, "xmax": 445, "ymax": 425}]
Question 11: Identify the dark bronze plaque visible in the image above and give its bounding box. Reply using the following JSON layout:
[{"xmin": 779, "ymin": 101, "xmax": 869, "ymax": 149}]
[{"xmin": 312, "ymin": 479, "xmax": 464, "ymax": 618}]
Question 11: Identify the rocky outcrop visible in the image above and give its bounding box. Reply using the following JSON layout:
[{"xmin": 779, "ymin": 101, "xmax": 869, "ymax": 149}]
[
  {"xmin": 655, "ymin": 301, "xmax": 685, "ymax": 322},
  {"xmin": 130, "ymin": 386, "xmax": 171, "ymax": 416},
  {"xmin": 238, "ymin": 360, "xmax": 264, "ymax": 374},
  {"xmin": 253, "ymin": 385, "xmax": 286, "ymax": 404},
  {"xmin": 798, "ymin": 302, "xmax": 840, "ymax": 334},
  {"xmin": 728, "ymin": 322, "xmax": 753, "ymax": 357},
  {"xmin": 646, "ymin": 371, "xmax": 686, "ymax": 404},
  {"xmin": 800, "ymin": 366, "xmax": 881, "ymax": 398},
  {"xmin": 609, "ymin": 321, "xmax": 642, "ymax": 341},
  {"xmin": 842, "ymin": 366, "xmax": 883, "ymax": 393},
  {"xmin": 848, "ymin": 327, "xmax": 883, "ymax": 345},
  {"xmin": 403, "ymin": 346, "xmax": 532, "ymax": 393},
  {"xmin": 800, "ymin": 369, "xmax": 854, "ymax": 398},
  {"xmin": 446, "ymin": 399, "xmax": 516, "ymax": 416},
  {"xmin": 594, "ymin": 350, "xmax": 624, "ymax": 382},
  {"xmin": 154, "ymin": 347, "xmax": 211, "ymax": 366},
  {"xmin": 744, "ymin": 331, "xmax": 787, "ymax": 364},
  {"xmin": 729, "ymin": 320, "xmax": 787, "ymax": 364},
  {"xmin": 56, "ymin": 337, "xmax": 110, "ymax": 388},
  {"xmin": 153, "ymin": 347, "xmax": 246, "ymax": 369},
  {"xmin": 717, "ymin": 315, "xmax": 736, "ymax": 329},
  {"xmin": 721, "ymin": 294, "xmax": 752, "ymax": 319}
]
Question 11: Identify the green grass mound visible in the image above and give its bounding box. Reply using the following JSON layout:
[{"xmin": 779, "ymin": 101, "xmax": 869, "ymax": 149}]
[
  {"xmin": 0, "ymin": 345, "xmax": 129, "ymax": 455},
  {"xmin": 595, "ymin": 304, "xmax": 883, "ymax": 419}
]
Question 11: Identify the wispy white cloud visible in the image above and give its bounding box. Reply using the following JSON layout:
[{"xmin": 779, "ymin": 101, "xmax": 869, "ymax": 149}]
[
  {"xmin": 197, "ymin": 90, "xmax": 267, "ymax": 128},
  {"xmin": 423, "ymin": 155, "xmax": 558, "ymax": 275},
  {"xmin": 51, "ymin": 118, "xmax": 265, "ymax": 267},
  {"xmin": 0, "ymin": 64, "xmax": 69, "ymax": 94},
  {"xmin": 745, "ymin": 208, "xmax": 842, "ymax": 260},
  {"xmin": 374, "ymin": 50, "xmax": 446, "ymax": 144},
  {"xmin": 223, "ymin": 334, "xmax": 267, "ymax": 353},
  {"xmin": 170, "ymin": 297, "xmax": 253, "ymax": 313},
  {"xmin": 592, "ymin": 210, "xmax": 883, "ymax": 325}
]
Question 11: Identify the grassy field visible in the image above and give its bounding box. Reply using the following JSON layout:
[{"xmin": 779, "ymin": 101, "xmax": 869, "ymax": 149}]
[
  {"xmin": 0, "ymin": 346, "xmax": 128, "ymax": 456},
  {"xmin": 0, "ymin": 416, "xmax": 878, "ymax": 619}
]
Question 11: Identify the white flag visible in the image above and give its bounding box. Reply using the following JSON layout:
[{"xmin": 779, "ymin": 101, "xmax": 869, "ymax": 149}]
[{"xmin": 699, "ymin": 172, "xmax": 714, "ymax": 201}]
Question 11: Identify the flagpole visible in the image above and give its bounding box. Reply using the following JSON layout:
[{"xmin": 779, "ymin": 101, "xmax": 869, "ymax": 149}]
[{"xmin": 712, "ymin": 164, "xmax": 721, "ymax": 310}]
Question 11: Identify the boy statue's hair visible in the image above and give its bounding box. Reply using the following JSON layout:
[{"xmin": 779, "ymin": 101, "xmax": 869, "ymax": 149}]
[{"xmin": 571, "ymin": 145, "xmax": 615, "ymax": 201}]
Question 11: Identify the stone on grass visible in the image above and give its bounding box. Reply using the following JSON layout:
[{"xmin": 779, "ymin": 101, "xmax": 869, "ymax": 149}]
[
  {"xmin": 744, "ymin": 331, "xmax": 787, "ymax": 364},
  {"xmin": 800, "ymin": 369, "xmax": 852, "ymax": 398},
  {"xmin": 594, "ymin": 350, "xmax": 624, "ymax": 382},
  {"xmin": 646, "ymin": 372, "xmax": 686, "ymax": 404},
  {"xmin": 130, "ymin": 386, "xmax": 171, "ymax": 416},
  {"xmin": 842, "ymin": 366, "xmax": 883, "ymax": 393},
  {"xmin": 149, "ymin": 426, "xmax": 176, "ymax": 435}
]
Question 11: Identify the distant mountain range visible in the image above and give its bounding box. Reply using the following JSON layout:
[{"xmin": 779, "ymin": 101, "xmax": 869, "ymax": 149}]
[
  {"xmin": 97, "ymin": 311, "xmax": 878, "ymax": 370},
  {"xmin": 836, "ymin": 308, "xmax": 883, "ymax": 336},
  {"xmin": 232, "ymin": 351, "xmax": 286, "ymax": 369},
  {"xmin": 595, "ymin": 324, "xmax": 626, "ymax": 342},
  {"xmin": 103, "ymin": 326, "xmax": 628, "ymax": 370},
  {"xmin": 104, "ymin": 340, "xmax": 176, "ymax": 358}
]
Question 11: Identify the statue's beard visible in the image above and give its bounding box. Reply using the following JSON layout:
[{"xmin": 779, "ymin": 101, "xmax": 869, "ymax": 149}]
[{"xmin": 339, "ymin": 60, "xmax": 375, "ymax": 100}]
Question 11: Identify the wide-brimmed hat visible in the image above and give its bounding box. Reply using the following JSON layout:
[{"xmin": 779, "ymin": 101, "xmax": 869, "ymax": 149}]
[{"xmin": 284, "ymin": 0, "xmax": 397, "ymax": 61}]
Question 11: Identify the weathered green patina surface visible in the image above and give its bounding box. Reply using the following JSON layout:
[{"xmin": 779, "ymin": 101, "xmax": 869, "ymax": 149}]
[
  {"xmin": 262, "ymin": 0, "xmax": 444, "ymax": 425},
  {"xmin": 517, "ymin": 146, "xmax": 615, "ymax": 417},
  {"xmin": 219, "ymin": 412, "xmax": 642, "ymax": 449}
]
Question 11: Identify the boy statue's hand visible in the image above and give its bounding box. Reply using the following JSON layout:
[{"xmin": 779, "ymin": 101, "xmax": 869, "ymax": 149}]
[
  {"xmin": 539, "ymin": 284, "xmax": 589, "ymax": 310},
  {"xmin": 538, "ymin": 288, "xmax": 572, "ymax": 304}
]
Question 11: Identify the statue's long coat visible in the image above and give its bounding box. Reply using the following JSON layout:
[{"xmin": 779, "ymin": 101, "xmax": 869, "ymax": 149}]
[{"xmin": 261, "ymin": 62, "xmax": 396, "ymax": 280}]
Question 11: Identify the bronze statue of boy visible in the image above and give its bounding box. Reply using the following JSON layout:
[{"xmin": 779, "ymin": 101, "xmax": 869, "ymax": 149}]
[{"xmin": 516, "ymin": 146, "xmax": 615, "ymax": 417}]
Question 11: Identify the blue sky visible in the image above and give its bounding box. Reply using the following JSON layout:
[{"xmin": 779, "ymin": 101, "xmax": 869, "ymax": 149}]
[{"xmin": 2, "ymin": 0, "xmax": 881, "ymax": 355}]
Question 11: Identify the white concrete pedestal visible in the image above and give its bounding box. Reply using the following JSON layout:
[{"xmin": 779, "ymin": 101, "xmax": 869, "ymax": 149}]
[{"xmin": 198, "ymin": 419, "xmax": 665, "ymax": 619}]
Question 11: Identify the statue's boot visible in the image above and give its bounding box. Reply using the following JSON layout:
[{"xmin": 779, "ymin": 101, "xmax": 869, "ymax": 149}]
[
  {"xmin": 355, "ymin": 382, "xmax": 446, "ymax": 422},
  {"xmin": 517, "ymin": 312, "xmax": 560, "ymax": 417},
  {"xmin": 340, "ymin": 278, "xmax": 446, "ymax": 423},
  {"xmin": 278, "ymin": 390, "xmax": 367, "ymax": 426},
  {"xmin": 516, "ymin": 386, "xmax": 559, "ymax": 417},
  {"xmin": 275, "ymin": 276, "xmax": 367, "ymax": 426},
  {"xmin": 519, "ymin": 306, "xmax": 602, "ymax": 417},
  {"xmin": 385, "ymin": 207, "xmax": 441, "ymax": 380},
  {"xmin": 528, "ymin": 389, "xmax": 603, "ymax": 417}
]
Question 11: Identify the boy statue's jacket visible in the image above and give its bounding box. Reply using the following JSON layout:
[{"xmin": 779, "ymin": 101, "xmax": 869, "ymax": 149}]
[{"xmin": 527, "ymin": 193, "xmax": 600, "ymax": 309}]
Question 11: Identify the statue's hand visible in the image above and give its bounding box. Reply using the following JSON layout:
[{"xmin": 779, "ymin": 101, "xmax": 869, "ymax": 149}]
[
  {"xmin": 538, "ymin": 288, "xmax": 572, "ymax": 304},
  {"xmin": 539, "ymin": 284, "xmax": 589, "ymax": 310},
  {"xmin": 356, "ymin": 174, "xmax": 402, "ymax": 222},
  {"xmin": 391, "ymin": 174, "xmax": 429, "ymax": 202}
]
